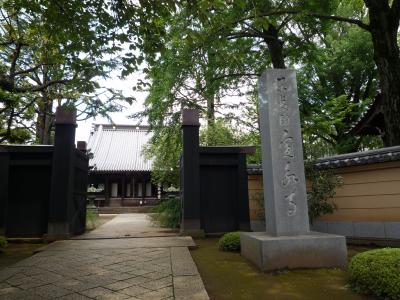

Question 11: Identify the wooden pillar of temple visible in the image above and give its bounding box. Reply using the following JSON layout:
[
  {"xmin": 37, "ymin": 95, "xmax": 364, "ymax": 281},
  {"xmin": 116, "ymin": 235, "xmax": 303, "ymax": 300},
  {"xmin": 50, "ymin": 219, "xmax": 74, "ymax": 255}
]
[{"xmin": 121, "ymin": 176, "xmax": 126, "ymax": 206}]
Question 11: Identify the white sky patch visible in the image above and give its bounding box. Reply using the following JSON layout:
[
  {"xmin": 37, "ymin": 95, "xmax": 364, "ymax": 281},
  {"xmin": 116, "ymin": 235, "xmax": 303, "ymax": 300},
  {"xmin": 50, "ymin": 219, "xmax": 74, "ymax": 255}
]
[{"xmin": 75, "ymin": 70, "xmax": 148, "ymax": 143}]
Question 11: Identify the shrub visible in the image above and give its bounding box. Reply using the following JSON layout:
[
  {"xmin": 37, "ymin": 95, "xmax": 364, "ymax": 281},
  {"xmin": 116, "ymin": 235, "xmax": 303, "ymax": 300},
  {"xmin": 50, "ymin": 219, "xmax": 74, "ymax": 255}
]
[
  {"xmin": 348, "ymin": 248, "xmax": 400, "ymax": 299},
  {"xmin": 218, "ymin": 232, "xmax": 241, "ymax": 252},
  {"xmin": 0, "ymin": 236, "xmax": 7, "ymax": 249},
  {"xmin": 150, "ymin": 198, "xmax": 181, "ymax": 228},
  {"xmin": 305, "ymin": 162, "xmax": 343, "ymax": 223}
]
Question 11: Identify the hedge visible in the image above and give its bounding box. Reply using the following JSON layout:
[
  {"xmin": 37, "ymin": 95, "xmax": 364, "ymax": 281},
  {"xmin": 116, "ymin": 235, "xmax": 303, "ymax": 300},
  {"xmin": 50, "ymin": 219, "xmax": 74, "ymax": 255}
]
[{"xmin": 348, "ymin": 248, "xmax": 400, "ymax": 299}]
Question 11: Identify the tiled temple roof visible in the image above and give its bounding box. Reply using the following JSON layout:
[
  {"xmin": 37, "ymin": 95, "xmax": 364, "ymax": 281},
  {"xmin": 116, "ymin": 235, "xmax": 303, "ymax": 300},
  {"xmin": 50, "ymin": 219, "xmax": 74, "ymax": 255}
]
[
  {"xmin": 314, "ymin": 146, "xmax": 400, "ymax": 170},
  {"xmin": 87, "ymin": 124, "xmax": 153, "ymax": 173},
  {"xmin": 247, "ymin": 146, "xmax": 400, "ymax": 174}
]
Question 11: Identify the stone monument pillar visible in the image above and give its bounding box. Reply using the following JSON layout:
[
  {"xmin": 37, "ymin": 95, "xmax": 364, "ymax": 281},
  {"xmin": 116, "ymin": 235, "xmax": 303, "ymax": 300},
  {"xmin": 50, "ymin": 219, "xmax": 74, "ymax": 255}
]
[{"xmin": 241, "ymin": 69, "xmax": 348, "ymax": 271}]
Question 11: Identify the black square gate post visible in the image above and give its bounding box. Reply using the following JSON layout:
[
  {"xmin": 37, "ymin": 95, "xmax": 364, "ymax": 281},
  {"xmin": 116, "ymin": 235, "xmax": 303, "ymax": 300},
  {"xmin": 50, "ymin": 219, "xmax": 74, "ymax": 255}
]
[
  {"xmin": 0, "ymin": 148, "xmax": 9, "ymax": 235},
  {"xmin": 47, "ymin": 107, "xmax": 77, "ymax": 239},
  {"xmin": 180, "ymin": 109, "xmax": 203, "ymax": 236}
]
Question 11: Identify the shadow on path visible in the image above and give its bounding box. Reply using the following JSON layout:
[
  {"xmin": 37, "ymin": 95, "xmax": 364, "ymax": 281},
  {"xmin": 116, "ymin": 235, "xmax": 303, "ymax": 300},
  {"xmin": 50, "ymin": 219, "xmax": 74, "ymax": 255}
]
[{"xmin": 0, "ymin": 213, "xmax": 208, "ymax": 300}]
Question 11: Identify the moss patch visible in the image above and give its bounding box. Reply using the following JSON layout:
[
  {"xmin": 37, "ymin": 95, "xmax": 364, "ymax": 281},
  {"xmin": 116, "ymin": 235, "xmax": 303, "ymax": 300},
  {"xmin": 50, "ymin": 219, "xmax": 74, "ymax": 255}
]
[
  {"xmin": 191, "ymin": 238, "xmax": 377, "ymax": 300},
  {"xmin": 0, "ymin": 243, "xmax": 45, "ymax": 270}
]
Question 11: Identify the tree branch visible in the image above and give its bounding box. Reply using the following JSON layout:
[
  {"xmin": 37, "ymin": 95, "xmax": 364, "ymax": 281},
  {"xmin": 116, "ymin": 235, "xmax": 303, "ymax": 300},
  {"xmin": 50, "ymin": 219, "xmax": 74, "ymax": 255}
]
[
  {"xmin": 14, "ymin": 79, "xmax": 69, "ymax": 93},
  {"xmin": 234, "ymin": 10, "xmax": 371, "ymax": 31},
  {"xmin": 212, "ymin": 72, "xmax": 260, "ymax": 81},
  {"xmin": 10, "ymin": 43, "xmax": 23, "ymax": 78},
  {"xmin": 14, "ymin": 64, "xmax": 46, "ymax": 76},
  {"xmin": 307, "ymin": 12, "xmax": 371, "ymax": 31},
  {"xmin": 226, "ymin": 31, "xmax": 273, "ymax": 41}
]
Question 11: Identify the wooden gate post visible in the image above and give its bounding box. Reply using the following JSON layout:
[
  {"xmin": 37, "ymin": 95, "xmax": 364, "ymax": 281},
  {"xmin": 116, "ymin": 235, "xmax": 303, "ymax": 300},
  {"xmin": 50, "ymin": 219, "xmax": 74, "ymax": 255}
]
[
  {"xmin": 180, "ymin": 109, "xmax": 203, "ymax": 236},
  {"xmin": 0, "ymin": 147, "xmax": 9, "ymax": 235},
  {"xmin": 47, "ymin": 106, "xmax": 77, "ymax": 239}
]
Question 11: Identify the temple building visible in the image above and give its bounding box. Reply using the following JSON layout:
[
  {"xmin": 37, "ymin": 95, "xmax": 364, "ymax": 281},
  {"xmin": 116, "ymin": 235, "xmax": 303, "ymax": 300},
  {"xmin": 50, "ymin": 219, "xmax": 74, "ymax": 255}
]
[
  {"xmin": 87, "ymin": 124, "xmax": 159, "ymax": 207},
  {"xmin": 350, "ymin": 94, "xmax": 385, "ymax": 138}
]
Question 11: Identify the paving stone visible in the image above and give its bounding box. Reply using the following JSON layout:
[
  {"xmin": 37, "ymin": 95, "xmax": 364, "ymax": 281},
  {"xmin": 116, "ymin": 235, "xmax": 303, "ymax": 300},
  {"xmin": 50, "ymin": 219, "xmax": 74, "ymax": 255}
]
[
  {"xmin": 0, "ymin": 267, "xmax": 24, "ymax": 282},
  {"xmin": 59, "ymin": 293, "xmax": 93, "ymax": 300},
  {"xmin": 0, "ymin": 282, "xmax": 11, "ymax": 290},
  {"xmin": 80, "ymin": 286, "xmax": 115, "ymax": 298},
  {"xmin": 120, "ymin": 285, "xmax": 152, "ymax": 297},
  {"xmin": 124, "ymin": 276, "xmax": 152, "ymax": 286},
  {"xmin": 0, "ymin": 214, "xmax": 208, "ymax": 300},
  {"xmin": 41, "ymin": 237, "xmax": 195, "ymax": 251},
  {"xmin": 110, "ymin": 273, "xmax": 136, "ymax": 281},
  {"xmin": 136, "ymin": 286, "xmax": 173, "ymax": 300},
  {"xmin": 142, "ymin": 271, "xmax": 171, "ymax": 280},
  {"xmin": 139, "ymin": 276, "xmax": 172, "ymax": 290},
  {"xmin": 174, "ymin": 275, "xmax": 209, "ymax": 300},
  {"xmin": 61, "ymin": 281, "xmax": 99, "ymax": 293},
  {"xmin": 0, "ymin": 289, "xmax": 50, "ymax": 300},
  {"xmin": 105, "ymin": 281, "xmax": 134, "ymax": 291},
  {"xmin": 6, "ymin": 274, "xmax": 31, "ymax": 286},
  {"xmin": 0, "ymin": 286, "xmax": 20, "ymax": 295},
  {"xmin": 18, "ymin": 278, "xmax": 49, "ymax": 290},
  {"xmin": 171, "ymin": 247, "xmax": 199, "ymax": 276},
  {"xmin": 127, "ymin": 268, "xmax": 153, "ymax": 276},
  {"xmin": 96, "ymin": 291, "xmax": 131, "ymax": 300},
  {"xmin": 32, "ymin": 283, "xmax": 72, "ymax": 298}
]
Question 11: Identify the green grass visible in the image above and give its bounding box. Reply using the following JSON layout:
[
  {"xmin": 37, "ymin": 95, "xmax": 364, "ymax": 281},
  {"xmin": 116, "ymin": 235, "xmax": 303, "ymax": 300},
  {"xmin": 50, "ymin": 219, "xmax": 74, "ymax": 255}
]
[{"xmin": 191, "ymin": 238, "xmax": 377, "ymax": 300}]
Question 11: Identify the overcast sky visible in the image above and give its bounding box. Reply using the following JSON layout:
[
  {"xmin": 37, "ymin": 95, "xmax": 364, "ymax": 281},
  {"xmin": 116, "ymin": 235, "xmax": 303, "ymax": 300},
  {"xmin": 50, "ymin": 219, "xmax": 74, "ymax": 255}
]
[{"xmin": 75, "ymin": 72, "xmax": 148, "ymax": 143}]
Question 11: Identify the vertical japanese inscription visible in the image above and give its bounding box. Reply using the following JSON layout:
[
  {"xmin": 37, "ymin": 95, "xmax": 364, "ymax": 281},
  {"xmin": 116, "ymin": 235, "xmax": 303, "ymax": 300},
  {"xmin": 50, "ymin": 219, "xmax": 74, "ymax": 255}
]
[{"xmin": 277, "ymin": 77, "xmax": 298, "ymax": 216}]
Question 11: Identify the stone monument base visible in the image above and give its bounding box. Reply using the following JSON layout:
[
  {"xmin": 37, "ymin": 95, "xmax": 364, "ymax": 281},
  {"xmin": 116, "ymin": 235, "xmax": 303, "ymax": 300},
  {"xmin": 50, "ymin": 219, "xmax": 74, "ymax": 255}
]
[{"xmin": 240, "ymin": 231, "xmax": 347, "ymax": 271}]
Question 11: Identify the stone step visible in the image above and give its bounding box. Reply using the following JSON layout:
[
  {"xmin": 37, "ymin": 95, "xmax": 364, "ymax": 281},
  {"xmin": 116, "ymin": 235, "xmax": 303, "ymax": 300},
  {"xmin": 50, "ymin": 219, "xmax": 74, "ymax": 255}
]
[{"xmin": 98, "ymin": 206, "xmax": 155, "ymax": 214}]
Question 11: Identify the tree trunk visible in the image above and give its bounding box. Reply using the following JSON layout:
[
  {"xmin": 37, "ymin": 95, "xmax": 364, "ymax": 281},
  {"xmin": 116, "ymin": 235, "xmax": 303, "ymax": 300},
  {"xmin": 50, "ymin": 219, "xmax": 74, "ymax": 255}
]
[
  {"xmin": 206, "ymin": 95, "xmax": 215, "ymax": 126},
  {"xmin": 263, "ymin": 25, "xmax": 286, "ymax": 69},
  {"xmin": 365, "ymin": 0, "xmax": 400, "ymax": 146},
  {"xmin": 35, "ymin": 92, "xmax": 54, "ymax": 144},
  {"xmin": 205, "ymin": 49, "xmax": 216, "ymax": 127}
]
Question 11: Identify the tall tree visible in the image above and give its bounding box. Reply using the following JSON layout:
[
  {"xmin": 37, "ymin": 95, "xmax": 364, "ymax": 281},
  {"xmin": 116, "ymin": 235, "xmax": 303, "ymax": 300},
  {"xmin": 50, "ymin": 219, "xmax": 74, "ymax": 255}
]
[
  {"xmin": 0, "ymin": 0, "xmax": 131, "ymax": 143},
  {"xmin": 364, "ymin": 0, "xmax": 400, "ymax": 146}
]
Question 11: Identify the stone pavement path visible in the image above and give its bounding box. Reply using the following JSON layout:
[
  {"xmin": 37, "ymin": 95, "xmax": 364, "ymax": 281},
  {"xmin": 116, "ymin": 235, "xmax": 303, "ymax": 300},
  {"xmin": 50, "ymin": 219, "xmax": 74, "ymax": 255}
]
[
  {"xmin": 75, "ymin": 214, "xmax": 179, "ymax": 240},
  {"xmin": 0, "ymin": 215, "xmax": 209, "ymax": 300}
]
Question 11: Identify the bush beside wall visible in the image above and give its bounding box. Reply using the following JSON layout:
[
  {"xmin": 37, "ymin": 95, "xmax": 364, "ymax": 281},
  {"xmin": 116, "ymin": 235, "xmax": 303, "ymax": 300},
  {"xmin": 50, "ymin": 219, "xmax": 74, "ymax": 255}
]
[{"xmin": 348, "ymin": 248, "xmax": 400, "ymax": 299}]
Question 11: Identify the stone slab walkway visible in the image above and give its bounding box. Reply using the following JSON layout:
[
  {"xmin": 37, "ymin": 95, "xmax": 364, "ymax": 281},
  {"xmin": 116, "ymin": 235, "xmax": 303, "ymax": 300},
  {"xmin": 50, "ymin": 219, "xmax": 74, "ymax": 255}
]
[
  {"xmin": 0, "ymin": 215, "xmax": 209, "ymax": 300},
  {"xmin": 75, "ymin": 214, "xmax": 179, "ymax": 239}
]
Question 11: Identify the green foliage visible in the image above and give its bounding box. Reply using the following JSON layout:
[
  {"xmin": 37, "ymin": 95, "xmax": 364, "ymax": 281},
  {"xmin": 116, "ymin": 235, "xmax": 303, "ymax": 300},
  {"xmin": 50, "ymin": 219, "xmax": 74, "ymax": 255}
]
[
  {"xmin": 305, "ymin": 163, "xmax": 343, "ymax": 223},
  {"xmin": 129, "ymin": 0, "xmax": 386, "ymax": 176},
  {"xmin": 348, "ymin": 248, "xmax": 400, "ymax": 299},
  {"xmin": 218, "ymin": 232, "xmax": 241, "ymax": 252},
  {"xmin": 0, "ymin": 236, "xmax": 8, "ymax": 249},
  {"xmin": 143, "ymin": 124, "xmax": 182, "ymax": 187},
  {"xmin": 0, "ymin": 1, "xmax": 131, "ymax": 144},
  {"xmin": 150, "ymin": 198, "xmax": 181, "ymax": 228},
  {"xmin": 200, "ymin": 119, "xmax": 237, "ymax": 146},
  {"xmin": 299, "ymin": 24, "xmax": 379, "ymax": 154}
]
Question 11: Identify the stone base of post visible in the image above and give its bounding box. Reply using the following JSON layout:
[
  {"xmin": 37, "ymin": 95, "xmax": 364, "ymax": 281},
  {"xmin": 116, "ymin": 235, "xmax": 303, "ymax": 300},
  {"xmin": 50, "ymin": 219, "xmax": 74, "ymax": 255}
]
[
  {"xmin": 180, "ymin": 219, "xmax": 205, "ymax": 238},
  {"xmin": 240, "ymin": 231, "xmax": 347, "ymax": 272},
  {"xmin": 45, "ymin": 223, "xmax": 71, "ymax": 241}
]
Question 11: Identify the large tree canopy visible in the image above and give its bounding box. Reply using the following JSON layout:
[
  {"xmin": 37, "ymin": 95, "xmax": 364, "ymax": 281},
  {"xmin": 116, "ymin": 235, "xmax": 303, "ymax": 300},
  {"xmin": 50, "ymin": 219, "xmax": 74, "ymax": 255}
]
[
  {"xmin": 0, "ymin": 0, "xmax": 132, "ymax": 143},
  {"xmin": 1, "ymin": 0, "xmax": 399, "ymax": 184},
  {"xmin": 119, "ymin": 0, "xmax": 397, "ymax": 184}
]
